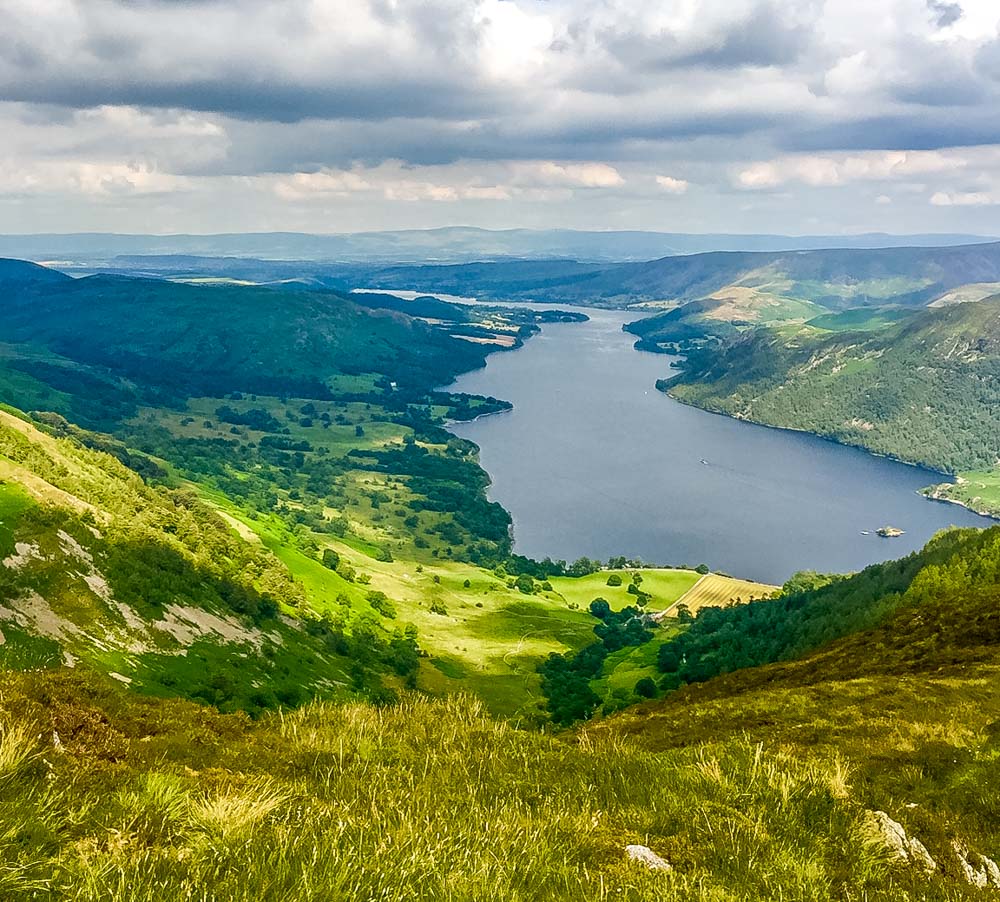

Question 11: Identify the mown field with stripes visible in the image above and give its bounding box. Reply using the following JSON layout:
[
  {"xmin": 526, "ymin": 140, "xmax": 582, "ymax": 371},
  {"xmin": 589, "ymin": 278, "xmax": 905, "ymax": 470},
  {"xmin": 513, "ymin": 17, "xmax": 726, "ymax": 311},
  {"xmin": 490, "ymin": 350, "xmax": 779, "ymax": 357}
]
[{"xmin": 663, "ymin": 572, "xmax": 777, "ymax": 618}]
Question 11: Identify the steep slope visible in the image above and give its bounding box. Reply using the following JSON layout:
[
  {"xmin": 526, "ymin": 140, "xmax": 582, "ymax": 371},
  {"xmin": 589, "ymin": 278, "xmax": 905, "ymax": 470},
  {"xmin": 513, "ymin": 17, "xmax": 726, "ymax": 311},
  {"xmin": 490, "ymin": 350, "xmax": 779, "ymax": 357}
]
[
  {"xmin": 0, "ymin": 406, "xmax": 383, "ymax": 711},
  {"xmin": 663, "ymin": 296, "xmax": 1000, "ymax": 475},
  {"xmin": 649, "ymin": 524, "xmax": 1000, "ymax": 694},
  {"xmin": 1, "ymin": 521, "xmax": 998, "ymax": 899}
]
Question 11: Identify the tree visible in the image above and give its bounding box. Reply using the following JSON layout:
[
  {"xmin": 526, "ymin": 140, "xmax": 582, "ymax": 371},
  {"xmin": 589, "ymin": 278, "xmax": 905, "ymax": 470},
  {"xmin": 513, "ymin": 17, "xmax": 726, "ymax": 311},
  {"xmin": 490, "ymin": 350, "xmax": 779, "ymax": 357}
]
[
  {"xmin": 321, "ymin": 549, "xmax": 340, "ymax": 571},
  {"xmin": 568, "ymin": 557, "xmax": 600, "ymax": 577},
  {"xmin": 635, "ymin": 677, "xmax": 658, "ymax": 699},
  {"xmin": 515, "ymin": 573, "xmax": 534, "ymax": 594},
  {"xmin": 606, "ymin": 574, "xmax": 623, "ymax": 587},
  {"xmin": 589, "ymin": 598, "xmax": 611, "ymax": 620}
]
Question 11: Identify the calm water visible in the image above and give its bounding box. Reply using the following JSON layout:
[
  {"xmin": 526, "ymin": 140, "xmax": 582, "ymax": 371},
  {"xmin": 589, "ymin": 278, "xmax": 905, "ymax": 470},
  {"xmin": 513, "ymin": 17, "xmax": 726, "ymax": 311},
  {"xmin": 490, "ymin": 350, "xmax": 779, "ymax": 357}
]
[{"xmin": 446, "ymin": 307, "xmax": 993, "ymax": 584}]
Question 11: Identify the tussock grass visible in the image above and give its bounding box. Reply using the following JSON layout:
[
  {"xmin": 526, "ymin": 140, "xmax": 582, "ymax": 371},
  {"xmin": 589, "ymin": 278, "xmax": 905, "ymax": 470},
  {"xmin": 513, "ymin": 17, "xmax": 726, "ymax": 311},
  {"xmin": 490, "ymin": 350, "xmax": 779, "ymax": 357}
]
[{"xmin": 2, "ymin": 671, "xmax": 990, "ymax": 901}]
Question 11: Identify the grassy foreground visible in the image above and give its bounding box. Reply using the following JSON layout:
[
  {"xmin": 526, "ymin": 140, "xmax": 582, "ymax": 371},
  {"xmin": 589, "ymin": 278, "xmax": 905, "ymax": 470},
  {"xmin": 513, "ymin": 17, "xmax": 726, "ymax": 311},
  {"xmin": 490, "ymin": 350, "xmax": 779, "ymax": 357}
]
[
  {"xmin": 0, "ymin": 669, "xmax": 940, "ymax": 901},
  {"xmin": 2, "ymin": 653, "xmax": 997, "ymax": 901}
]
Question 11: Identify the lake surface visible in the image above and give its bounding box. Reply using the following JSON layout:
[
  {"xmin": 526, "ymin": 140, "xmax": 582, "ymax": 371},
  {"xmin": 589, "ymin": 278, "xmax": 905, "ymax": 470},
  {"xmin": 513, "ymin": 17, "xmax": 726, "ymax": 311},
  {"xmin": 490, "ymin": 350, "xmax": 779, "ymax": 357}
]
[{"xmin": 446, "ymin": 307, "xmax": 993, "ymax": 584}]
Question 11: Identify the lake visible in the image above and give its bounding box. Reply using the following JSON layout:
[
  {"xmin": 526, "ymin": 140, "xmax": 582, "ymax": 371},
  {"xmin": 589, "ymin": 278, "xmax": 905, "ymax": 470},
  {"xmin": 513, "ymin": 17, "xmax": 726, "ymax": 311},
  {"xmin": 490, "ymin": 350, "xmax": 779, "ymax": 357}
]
[{"xmin": 445, "ymin": 307, "xmax": 993, "ymax": 584}]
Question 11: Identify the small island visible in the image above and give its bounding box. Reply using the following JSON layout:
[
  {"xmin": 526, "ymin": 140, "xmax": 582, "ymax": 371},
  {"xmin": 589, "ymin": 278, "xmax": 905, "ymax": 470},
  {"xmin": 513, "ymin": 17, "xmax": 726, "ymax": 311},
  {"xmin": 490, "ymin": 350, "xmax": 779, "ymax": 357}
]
[{"xmin": 876, "ymin": 526, "xmax": 905, "ymax": 538}]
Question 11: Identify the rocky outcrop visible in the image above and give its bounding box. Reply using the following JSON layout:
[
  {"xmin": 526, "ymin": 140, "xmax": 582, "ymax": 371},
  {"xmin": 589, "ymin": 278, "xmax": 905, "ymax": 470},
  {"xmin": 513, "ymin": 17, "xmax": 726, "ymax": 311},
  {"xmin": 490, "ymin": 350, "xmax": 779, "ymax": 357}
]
[
  {"xmin": 863, "ymin": 811, "xmax": 936, "ymax": 872},
  {"xmin": 952, "ymin": 841, "xmax": 1000, "ymax": 889}
]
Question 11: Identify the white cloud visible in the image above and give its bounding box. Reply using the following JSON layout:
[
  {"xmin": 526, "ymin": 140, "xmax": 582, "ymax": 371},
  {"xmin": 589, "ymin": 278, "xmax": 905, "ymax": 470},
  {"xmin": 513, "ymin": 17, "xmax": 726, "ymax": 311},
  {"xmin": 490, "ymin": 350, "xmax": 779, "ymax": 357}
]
[
  {"xmin": 737, "ymin": 150, "xmax": 967, "ymax": 189},
  {"xmin": 273, "ymin": 160, "xmax": 623, "ymax": 205},
  {"xmin": 4, "ymin": 0, "xmax": 1000, "ymax": 231},
  {"xmin": 511, "ymin": 162, "xmax": 625, "ymax": 188},
  {"xmin": 930, "ymin": 190, "xmax": 999, "ymax": 205},
  {"xmin": 0, "ymin": 159, "xmax": 188, "ymax": 197},
  {"xmin": 655, "ymin": 175, "xmax": 689, "ymax": 194}
]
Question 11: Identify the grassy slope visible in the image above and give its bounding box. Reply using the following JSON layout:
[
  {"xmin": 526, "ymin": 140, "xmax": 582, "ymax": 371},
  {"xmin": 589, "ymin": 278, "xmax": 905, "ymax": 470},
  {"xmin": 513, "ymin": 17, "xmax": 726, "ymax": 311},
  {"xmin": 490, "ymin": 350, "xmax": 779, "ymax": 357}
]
[
  {"xmin": 0, "ymin": 408, "xmax": 364, "ymax": 711},
  {"xmin": 1, "ymin": 556, "xmax": 997, "ymax": 900},
  {"xmin": 664, "ymin": 297, "xmax": 1000, "ymax": 480},
  {"xmin": 926, "ymin": 469, "xmax": 1000, "ymax": 518},
  {"xmin": 0, "ymin": 374, "xmax": 772, "ymax": 720},
  {"xmin": 546, "ymin": 569, "xmax": 701, "ymax": 613},
  {"xmin": 201, "ymin": 494, "xmax": 715, "ymax": 717}
]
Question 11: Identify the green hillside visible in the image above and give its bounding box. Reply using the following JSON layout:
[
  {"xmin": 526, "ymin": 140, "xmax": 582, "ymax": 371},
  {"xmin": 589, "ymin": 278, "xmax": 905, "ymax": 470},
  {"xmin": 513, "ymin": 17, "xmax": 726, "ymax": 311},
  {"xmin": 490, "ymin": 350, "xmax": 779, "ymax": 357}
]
[
  {"xmin": 0, "ymin": 262, "xmax": 703, "ymax": 718},
  {"xmin": 662, "ymin": 297, "xmax": 1000, "ymax": 480},
  {"xmin": 0, "ymin": 274, "xmax": 493, "ymax": 403},
  {"xmin": 0, "ymin": 257, "xmax": 999, "ymax": 899},
  {"xmin": 1, "ymin": 516, "xmax": 998, "ymax": 898},
  {"xmin": 0, "ymin": 406, "xmax": 366, "ymax": 711}
]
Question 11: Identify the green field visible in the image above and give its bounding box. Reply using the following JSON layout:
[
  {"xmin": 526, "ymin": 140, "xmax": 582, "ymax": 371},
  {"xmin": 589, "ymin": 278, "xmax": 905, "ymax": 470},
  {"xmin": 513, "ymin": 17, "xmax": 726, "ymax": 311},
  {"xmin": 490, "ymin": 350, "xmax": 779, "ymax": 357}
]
[
  {"xmin": 590, "ymin": 631, "xmax": 679, "ymax": 700},
  {"xmin": 925, "ymin": 469, "xmax": 1000, "ymax": 519},
  {"xmin": 546, "ymin": 569, "xmax": 701, "ymax": 612}
]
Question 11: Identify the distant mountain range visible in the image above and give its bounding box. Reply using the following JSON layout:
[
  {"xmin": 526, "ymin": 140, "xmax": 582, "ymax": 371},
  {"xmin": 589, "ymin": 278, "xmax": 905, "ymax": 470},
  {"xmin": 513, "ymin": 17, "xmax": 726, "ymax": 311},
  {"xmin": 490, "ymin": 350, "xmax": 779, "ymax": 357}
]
[{"xmin": 0, "ymin": 227, "xmax": 996, "ymax": 265}]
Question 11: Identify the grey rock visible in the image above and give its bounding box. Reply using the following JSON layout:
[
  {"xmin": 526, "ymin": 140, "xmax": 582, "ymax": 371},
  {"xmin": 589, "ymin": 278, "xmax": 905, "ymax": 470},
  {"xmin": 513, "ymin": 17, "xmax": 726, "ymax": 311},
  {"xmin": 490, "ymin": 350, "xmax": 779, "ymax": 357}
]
[
  {"xmin": 864, "ymin": 810, "xmax": 936, "ymax": 872},
  {"xmin": 952, "ymin": 841, "xmax": 1000, "ymax": 888}
]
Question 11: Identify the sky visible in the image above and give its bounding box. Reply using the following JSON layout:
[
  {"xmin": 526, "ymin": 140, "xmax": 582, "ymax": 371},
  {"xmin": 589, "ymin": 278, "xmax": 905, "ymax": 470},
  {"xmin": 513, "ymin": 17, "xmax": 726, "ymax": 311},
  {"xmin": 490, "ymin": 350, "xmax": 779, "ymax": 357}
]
[{"xmin": 3, "ymin": 0, "xmax": 1000, "ymax": 235}]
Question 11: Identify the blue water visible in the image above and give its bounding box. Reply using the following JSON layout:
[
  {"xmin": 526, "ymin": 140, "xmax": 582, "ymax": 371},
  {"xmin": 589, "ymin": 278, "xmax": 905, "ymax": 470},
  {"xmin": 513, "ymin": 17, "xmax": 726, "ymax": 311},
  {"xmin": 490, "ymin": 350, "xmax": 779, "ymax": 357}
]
[{"xmin": 446, "ymin": 307, "xmax": 993, "ymax": 583}]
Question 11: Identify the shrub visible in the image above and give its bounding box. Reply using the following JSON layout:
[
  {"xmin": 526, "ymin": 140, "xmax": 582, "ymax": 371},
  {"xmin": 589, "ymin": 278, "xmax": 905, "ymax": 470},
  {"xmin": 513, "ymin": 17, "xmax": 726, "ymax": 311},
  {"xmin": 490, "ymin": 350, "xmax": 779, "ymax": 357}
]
[{"xmin": 635, "ymin": 677, "xmax": 658, "ymax": 699}]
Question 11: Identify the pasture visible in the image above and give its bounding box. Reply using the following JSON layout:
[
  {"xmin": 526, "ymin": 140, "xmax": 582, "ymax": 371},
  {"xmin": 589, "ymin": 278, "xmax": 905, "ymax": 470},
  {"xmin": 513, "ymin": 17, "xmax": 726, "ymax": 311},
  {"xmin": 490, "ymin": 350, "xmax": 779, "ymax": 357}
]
[{"xmin": 547, "ymin": 568, "xmax": 701, "ymax": 613}]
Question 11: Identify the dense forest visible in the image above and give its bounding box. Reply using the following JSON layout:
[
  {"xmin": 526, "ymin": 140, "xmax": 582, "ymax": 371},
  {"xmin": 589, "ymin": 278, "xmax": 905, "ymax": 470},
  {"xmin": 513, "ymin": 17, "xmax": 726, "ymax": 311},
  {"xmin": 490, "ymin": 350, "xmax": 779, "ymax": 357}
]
[{"xmin": 655, "ymin": 526, "xmax": 1000, "ymax": 691}]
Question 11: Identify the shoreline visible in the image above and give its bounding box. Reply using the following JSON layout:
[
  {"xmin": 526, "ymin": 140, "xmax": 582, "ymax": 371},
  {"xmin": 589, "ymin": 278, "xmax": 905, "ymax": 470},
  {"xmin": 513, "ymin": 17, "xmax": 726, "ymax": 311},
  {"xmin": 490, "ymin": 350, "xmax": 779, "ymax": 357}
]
[
  {"xmin": 921, "ymin": 484, "xmax": 1000, "ymax": 521},
  {"xmin": 660, "ymin": 385, "xmax": 1000, "ymax": 523},
  {"xmin": 443, "ymin": 405, "xmax": 513, "ymax": 427}
]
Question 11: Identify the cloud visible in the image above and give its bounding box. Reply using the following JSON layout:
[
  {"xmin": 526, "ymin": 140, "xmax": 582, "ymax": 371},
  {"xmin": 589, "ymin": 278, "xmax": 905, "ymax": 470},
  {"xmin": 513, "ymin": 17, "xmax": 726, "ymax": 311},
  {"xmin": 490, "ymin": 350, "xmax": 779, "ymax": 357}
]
[
  {"xmin": 272, "ymin": 159, "xmax": 622, "ymax": 204},
  {"xmin": 737, "ymin": 150, "xmax": 967, "ymax": 189},
  {"xmin": 930, "ymin": 190, "xmax": 999, "ymax": 205},
  {"xmin": 655, "ymin": 175, "xmax": 689, "ymax": 194},
  {"xmin": 3, "ymin": 0, "xmax": 1000, "ymax": 232},
  {"xmin": 511, "ymin": 162, "xmax": 625, "ymax": 188},
  {"xmin": 927, "ymin": 0, "xmax": 963, "ymax": 27},
  {"xmin": 591, "ymin": 1, "xmax": 816, "ymax": 73}
]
